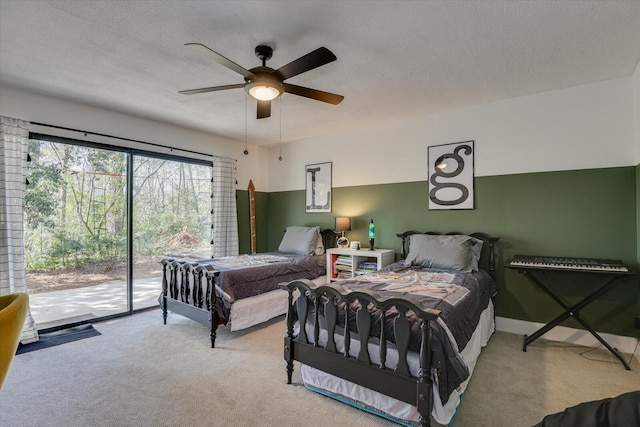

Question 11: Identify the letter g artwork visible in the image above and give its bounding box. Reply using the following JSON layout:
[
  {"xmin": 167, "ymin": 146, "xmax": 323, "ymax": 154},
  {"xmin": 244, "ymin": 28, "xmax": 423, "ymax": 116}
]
[{"xmin": 427, "ymin": 141, "xmax": 474, "ymax": 210}]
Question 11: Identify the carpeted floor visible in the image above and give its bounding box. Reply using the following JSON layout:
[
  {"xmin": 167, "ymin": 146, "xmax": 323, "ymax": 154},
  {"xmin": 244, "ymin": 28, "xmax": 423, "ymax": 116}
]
[{"xmin": 0, "ymin": 310, "xmax": 638, "ymax": 427}]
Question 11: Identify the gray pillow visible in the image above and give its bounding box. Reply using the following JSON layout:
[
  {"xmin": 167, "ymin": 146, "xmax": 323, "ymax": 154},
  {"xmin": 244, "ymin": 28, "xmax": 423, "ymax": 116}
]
[
  {"xmin": 278, "ymin": 226, "xmax": 321, "ymax": 255},
  {"xmin": 404, "ymin": 234, "xmax": 478, "ymax": 272}
]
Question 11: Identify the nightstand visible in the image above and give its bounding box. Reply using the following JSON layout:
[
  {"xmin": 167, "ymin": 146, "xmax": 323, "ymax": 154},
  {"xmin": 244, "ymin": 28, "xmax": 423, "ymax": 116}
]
[{"xmin": 326, "ymin": 247, "xmax": 395, "ymax": 283}]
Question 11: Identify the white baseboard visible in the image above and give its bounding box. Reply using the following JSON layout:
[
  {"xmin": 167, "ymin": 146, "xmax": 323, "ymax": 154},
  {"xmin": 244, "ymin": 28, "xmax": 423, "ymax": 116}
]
[{"xmin": 495, "ymin": 316, "xmax": 640, "ymax": 365}]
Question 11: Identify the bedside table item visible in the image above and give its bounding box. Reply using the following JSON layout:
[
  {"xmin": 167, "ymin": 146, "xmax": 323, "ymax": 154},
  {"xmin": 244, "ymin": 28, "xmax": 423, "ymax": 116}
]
[
  {"xmin": 368, "ymin": 219, "xmax": 375, "ymax": 250},
  {"xmin": 326, "ymin": 247, "xmax": 394, "ymax": 282},
  {"xmin": 335, "ymin": 216, "xmax": 351, "ymax": 248}
]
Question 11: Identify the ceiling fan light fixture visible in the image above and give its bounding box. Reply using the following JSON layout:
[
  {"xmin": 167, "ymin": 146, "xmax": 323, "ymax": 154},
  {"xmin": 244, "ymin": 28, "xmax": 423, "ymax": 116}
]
[
  {"xmin": 245, "ymin": 74, "xmax": 284, "ymax": 101},
  {"xmin": 248, "ymin": 84, "xmax": 281, "ymax": 101},
  {"xmin": 181, "ymin": 43, "xmax": 342, "ymax": 119}
]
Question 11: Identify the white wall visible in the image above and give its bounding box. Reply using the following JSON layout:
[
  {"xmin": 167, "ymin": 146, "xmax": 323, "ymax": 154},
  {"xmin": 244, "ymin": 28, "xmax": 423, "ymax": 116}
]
[
  {"xmin": 3, "ymin": 75, "xmax": 636, "ymax": 195},
  {"xmin": 0, "ymin": 85, "xmax": 270, "ymax": 192},
  {"xmin": 268, "ymin": 77, "xmax": 636, "ymax": 192}
]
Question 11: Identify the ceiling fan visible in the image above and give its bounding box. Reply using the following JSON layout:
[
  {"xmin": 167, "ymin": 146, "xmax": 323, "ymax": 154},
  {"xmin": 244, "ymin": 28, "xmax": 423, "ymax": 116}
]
[{"xmin": 179, "ymin": 43, "xmax": 344, "ymax": 119}]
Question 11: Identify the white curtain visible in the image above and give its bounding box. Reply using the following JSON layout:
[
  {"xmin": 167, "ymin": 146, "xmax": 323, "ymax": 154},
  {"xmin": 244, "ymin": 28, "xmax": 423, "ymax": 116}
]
[
  {"xmin": 0, "ymin": 116, "xmax": 38, "ymax": 343},
  {"xmin": 210, "ymin": 157, "xmax": 239, "ymax": 257}
]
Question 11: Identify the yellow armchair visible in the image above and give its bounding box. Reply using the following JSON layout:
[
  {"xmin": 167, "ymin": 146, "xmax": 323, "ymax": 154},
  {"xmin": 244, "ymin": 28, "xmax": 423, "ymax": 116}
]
[{"xmin": 0, "ymin": 293, "xmax": 28, "ymax": 391}]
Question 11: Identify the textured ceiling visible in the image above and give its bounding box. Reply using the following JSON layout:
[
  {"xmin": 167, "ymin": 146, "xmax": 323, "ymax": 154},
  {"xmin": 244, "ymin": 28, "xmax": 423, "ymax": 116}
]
[{"xmin": 1, "ymin": 1, "xmax": 639, "ymax": 146}]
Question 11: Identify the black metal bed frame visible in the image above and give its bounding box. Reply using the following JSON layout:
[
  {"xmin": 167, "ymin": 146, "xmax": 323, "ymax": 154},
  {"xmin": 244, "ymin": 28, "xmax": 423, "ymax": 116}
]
[
  {"xmin": 281, "ymin": 279, "xmax": 440, "ymax": 426},
  {"xmin": 160, "ymin": 259, "xmax": 220, "ymax": 347}
]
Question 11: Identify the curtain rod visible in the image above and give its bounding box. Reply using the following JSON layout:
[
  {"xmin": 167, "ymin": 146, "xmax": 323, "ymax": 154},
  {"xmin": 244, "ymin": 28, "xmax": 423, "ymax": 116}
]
[{"xmin": 30, "ymin": 121, "xmax": 235, "ymax": 161}]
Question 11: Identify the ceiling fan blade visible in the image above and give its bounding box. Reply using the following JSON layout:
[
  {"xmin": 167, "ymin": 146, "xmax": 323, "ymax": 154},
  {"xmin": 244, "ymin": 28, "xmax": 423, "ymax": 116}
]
[
  {"xmin": 283, "ymin": 83, "xmax": 344, "ymax": 105},
  {"xmin": 179, "ymin": 83, "xmax": 245, "ymax": 95},
  {"xmin": 276, "ymin": 47, "xmax": 337, "ymax": 81},
  {"xmin": 185, "ymin": 43, "xmax": 254, "ymax": 80},
  {"xmin": 256, "ymin": 100, "xmax": 271, "ymax": 119}
]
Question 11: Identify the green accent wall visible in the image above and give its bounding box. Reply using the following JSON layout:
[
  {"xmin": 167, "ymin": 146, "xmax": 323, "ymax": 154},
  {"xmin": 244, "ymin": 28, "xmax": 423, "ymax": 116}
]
[
  {"xmin": 263, "ymin": 166, "xmax": 639, "ymax": 338},
  {"xmin": 236, "ymin": 190, "xmax": 270, "ymax": 255}
]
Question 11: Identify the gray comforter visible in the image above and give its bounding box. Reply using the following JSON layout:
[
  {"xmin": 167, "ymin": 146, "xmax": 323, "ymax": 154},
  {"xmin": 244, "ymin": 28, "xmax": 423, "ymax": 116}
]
[{"xmin": 198, "ymin": 252, "xmax": 326, "ymax": 323}]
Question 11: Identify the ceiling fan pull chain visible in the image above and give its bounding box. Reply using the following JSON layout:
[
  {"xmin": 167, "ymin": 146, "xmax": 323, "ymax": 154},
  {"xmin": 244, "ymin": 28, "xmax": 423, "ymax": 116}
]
[
  {"xmin": 244, "ymin": 95, "xmax": 249, "ymax": 155},
  {"xmin": 279, "ymin": 97, "xmax": 283, "ymax": 161}
]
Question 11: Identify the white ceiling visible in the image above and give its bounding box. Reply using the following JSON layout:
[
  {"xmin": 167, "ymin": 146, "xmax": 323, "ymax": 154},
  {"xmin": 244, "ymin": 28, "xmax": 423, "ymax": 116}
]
[{"xmin": 1, "ymin": 1, "xmax": 639, "ymax": 146}]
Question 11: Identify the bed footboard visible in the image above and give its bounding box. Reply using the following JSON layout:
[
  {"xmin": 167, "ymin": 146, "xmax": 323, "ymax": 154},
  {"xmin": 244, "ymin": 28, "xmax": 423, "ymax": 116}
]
[
  {"xmin": 280, "ymin": 279, "xmax": 441, "ymax": 427},
  {"xmin": 161, "ymin": 258, "xmax": 220, "ymax": 348}
]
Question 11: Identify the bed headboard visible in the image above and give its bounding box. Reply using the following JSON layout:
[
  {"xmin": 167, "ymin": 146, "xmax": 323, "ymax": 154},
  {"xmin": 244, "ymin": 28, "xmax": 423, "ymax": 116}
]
[
  {"xmin": 396, "ymin": 231, "xmax": 500, "ymax": 278},
  {"xmin": 320, "ymin": 228, "xmax": 338, "ymax": 250}
]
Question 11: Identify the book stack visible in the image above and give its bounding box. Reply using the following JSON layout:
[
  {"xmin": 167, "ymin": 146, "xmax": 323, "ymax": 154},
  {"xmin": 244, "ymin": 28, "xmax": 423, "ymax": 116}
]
[
  {"xmin": 356, "ymin": 261, "xmax": 378, "ymax": 275},
  {"xmin": 334, "ymin": 255, "xmax": 353, "ymax": 279}
]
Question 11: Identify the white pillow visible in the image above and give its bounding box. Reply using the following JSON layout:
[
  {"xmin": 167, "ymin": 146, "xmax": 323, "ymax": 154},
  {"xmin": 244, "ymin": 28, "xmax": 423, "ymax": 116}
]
[
  {"xmin": 314, "ymin": 231, "xmax": 325, "ymax": 255},
  {"xmin": 469, "ymin": 236, "xmax": 484, "ymax": 271},
  {"xmin": 278, "ymin": 226, "xmax": 322, "ymax": 255},
  {"xmin": 404, "ymin": 234, "xmax": 479, "ymax": 272}
]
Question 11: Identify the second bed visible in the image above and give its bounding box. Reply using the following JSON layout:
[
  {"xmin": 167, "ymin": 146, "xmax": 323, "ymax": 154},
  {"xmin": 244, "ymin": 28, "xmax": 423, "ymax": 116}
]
[
  {"xmin": 280, "ymin": 231, "xmax": 499, "ymax": 426},
  {"xmin": 161, "ymin": 226, "xmax": 336, "ymax": 347}
]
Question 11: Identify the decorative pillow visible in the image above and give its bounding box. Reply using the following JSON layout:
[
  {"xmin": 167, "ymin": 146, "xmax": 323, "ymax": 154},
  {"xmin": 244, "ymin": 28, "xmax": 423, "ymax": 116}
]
[
  {"xmin": 404, "ymin": 234, "xmax": 479, "ymax": 272},
  {"xmin": 278, "ymin": 226, "xmax": 322, "ymax": 255}
]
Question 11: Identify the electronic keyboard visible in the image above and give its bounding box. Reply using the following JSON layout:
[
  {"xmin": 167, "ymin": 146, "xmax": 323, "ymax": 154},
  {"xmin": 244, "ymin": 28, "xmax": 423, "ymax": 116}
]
[{"xmin": 507, "ymin": 254, "xmax": 629, "ymax": 273}]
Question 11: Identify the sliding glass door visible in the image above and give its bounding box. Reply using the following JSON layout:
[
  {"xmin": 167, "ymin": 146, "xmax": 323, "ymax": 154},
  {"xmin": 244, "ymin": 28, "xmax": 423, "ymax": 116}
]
[
  {"xmin": 25, "ymin": 139, "xmax": 128, "ymax": 327},
  {"xmin": 131, "ymin": 154, "xmax": 212, "ymax": 310},
  {"xmin": 24, "ymin": 136, "xmax": 213, "ymax": 328}
]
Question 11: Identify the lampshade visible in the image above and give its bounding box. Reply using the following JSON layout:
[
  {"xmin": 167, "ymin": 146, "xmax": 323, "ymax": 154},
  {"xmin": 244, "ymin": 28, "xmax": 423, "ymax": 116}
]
[{"xmin": 335, "ymin": 217, "xmax": 351, "ymax": 233}]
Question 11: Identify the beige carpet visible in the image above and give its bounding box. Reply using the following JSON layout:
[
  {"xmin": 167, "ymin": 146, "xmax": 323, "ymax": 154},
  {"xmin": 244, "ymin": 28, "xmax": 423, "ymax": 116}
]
[{"xmin": 1, "ymin": 310, "xmax": 638, "ymax": 427}]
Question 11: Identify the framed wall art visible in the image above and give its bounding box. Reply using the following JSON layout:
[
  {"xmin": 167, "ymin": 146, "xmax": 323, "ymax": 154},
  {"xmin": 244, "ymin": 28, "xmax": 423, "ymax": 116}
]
[
  {"xmin": 305, "ymin": 162, "xmax": 332, "ymax": 213},
  {"xmin": 427, "ymin": 140, "xmax": 474, "ymax": 210}
]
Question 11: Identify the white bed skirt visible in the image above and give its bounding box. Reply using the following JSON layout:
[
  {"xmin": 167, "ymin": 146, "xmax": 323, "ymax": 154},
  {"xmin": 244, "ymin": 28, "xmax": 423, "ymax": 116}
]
[
  {"xmin": 301, "ymin": 300, "xmax": 495, "ymax": 426},
  {"xmin": 228, "ymin": 275, "xmax": 326, "ymax": 332}
]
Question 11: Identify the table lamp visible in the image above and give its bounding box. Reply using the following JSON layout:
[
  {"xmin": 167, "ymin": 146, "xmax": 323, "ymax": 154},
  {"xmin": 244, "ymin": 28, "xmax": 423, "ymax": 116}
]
[{"xmin": 335, "ymin": 217, "xmax": 351, "ymax": 248}]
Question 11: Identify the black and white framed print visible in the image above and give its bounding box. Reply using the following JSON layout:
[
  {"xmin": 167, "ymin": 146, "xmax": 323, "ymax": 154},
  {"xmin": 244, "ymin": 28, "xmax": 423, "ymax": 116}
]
[
  {"xmin": 427, "ymin": 141, "xmax": 474, "ymax": 210},
  {"xmin": 305, "ymin": 162, "xmax": 332, "ymax": 213}
]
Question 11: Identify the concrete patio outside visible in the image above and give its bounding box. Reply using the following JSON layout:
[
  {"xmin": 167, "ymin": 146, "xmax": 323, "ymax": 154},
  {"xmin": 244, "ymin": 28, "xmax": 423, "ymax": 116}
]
[{"xmin": 28, "ymin": 276, "xmax": 163, "ymax": 329}]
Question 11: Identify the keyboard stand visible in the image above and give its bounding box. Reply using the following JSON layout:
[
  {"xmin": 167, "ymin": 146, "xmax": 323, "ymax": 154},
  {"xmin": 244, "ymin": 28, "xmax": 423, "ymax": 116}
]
[{"xmin": 507, "ymin": 265, "xmax": 634, "ymax": 370}]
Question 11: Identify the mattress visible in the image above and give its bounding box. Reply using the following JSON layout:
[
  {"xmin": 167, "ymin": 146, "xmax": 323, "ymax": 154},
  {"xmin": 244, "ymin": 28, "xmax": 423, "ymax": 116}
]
[{"xmin": 227, "ymin": 275, "xmax": 325, "ymax": 331}]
